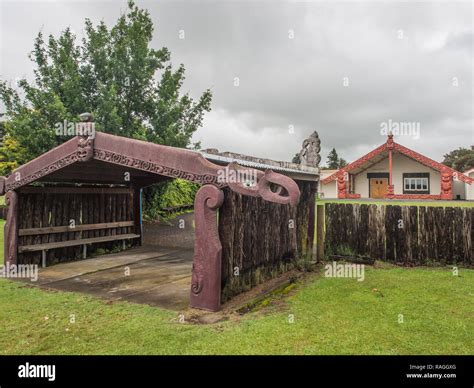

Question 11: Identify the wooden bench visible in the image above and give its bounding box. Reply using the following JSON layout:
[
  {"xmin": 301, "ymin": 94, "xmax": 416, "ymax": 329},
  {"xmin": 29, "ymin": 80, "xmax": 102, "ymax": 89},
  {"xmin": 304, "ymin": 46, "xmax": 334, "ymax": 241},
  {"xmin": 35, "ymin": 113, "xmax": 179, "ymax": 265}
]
[{"xmin": 18, "ymin": 221, "xmax": 140, "ymax": 267}]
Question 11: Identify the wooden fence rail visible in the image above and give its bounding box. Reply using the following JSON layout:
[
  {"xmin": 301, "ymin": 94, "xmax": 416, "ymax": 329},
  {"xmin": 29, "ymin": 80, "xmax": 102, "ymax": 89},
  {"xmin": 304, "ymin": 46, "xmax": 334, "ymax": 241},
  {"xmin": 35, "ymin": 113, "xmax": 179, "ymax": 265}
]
[{"xmin": 324, "ymin": 203, "xmax": 473, "ymax": 266}]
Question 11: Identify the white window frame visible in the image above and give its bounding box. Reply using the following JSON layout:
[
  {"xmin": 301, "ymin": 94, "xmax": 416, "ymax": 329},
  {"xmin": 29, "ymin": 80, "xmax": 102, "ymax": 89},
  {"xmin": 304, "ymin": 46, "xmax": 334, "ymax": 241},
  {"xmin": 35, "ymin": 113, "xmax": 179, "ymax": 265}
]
[{"xmin": 403, "ymin": 177, "xmax": 428, "ymax": 192}]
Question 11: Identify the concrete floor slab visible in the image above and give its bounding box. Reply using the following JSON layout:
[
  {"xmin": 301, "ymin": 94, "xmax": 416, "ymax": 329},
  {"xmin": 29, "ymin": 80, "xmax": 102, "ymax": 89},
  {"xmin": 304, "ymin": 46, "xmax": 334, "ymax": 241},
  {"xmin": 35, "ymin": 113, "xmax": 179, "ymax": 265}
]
[{"xmin": 24, "ymin": 246, "xmax": 194, "ymax": 311}]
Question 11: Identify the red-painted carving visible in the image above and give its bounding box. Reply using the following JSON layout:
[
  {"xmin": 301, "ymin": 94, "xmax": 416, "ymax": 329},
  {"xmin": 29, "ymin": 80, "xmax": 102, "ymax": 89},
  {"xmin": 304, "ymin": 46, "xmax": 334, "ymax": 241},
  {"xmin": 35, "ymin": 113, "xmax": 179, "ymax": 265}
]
[
  {"xmin": 387, "ymin": 184, "xmax": 395, "ymax": 198},
  {"xmin": 226, "ymin": 163, "xmax": 300, "ymax": 206},
  {"xmin": 337, "ymin": 171, "xmax": 347, "ymax": 198},
  {"xmin": 190, "ymin": 185, "xmax": 224, "ymax": 311},
  {"xmin": 394, "ymin": 143, "xmax": 473, "ymax": 184},
  {"xmin": 345, "ymin": 193, "xmax": 361, "ymax": 199},
  {"xmin": 440, "ymin": 167, "xmax": 453, "ymax": 200},
  {"xmin": 6, "ymin": 151, "xmax": 79, "ymax": 192},
  {"xmin": 388, "ymin": 194, "xmax": 441, "ymax": 200},
  {"xmin": 93, "ymin": 148, "xmax": 223, "ymax": 187},
  {"xmin": 257, "ymin": 170, "xmax": 300, "ymax": 206},
  {"xmin": 387, "ymin": 134, "xmax": 395, "ymax": 150}
]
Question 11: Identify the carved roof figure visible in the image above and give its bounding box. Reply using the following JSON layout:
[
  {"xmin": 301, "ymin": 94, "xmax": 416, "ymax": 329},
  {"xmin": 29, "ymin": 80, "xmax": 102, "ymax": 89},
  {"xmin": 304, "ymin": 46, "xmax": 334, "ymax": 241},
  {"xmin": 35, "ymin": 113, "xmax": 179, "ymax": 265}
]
[{"xmin": 298, "ymin": 131, "xmax": 321, "ymax": 167}]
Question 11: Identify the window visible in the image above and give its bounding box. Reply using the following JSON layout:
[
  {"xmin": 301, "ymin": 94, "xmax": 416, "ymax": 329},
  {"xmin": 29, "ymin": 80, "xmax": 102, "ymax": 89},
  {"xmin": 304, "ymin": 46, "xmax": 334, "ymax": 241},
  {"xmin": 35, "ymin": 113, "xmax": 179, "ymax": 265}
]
[
  {"xmin": 403, "ymin": 177, "xmax": 428, "ymax": 192},
  {"xmin": 402, "ymin": 173, "xmax": 430, "ymax": 194}
]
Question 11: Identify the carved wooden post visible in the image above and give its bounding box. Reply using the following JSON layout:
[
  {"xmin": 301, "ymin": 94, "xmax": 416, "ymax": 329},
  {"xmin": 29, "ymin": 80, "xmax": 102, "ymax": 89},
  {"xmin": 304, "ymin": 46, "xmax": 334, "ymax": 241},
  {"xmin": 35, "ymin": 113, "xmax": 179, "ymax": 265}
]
[
  {"xmin": 4, "ymin": 190, "xmax": 19, "ymax": 265},
  {"xmin": 386, "ymin": 133, "xmax": 395, "ymax": 198},
  {"xmin": 307, "ymin": 192, "xmax": 316, "ymax": 260},
  {"xmin": 298, "ymin": 132, "xmax": 320, "ymax": 260},
  {"xmin": 337, "ymin": 170, "xmax": 347, "ymax": 199},
  {"xmin": 190, "ymin": 185, "xmax": 224, "ymax": 311},
  {"xmin": 440, "ymin": 167, "xmax": 453, "ymax": 200},
  {"xmin": 133, "ymin": 187, "xmax": 143, "ymax": 246},
  {"xmin": 316, "ymin": 204, "xmax": 325, "ymax": 262}
]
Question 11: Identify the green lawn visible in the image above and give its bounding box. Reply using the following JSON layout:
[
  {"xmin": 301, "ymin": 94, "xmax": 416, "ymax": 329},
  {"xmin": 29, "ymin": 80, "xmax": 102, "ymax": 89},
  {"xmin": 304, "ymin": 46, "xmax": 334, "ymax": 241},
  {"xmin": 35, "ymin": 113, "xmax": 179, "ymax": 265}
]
[{"xmin": 0, "ymin": 264, "xmax": 472, "ymax": 355}]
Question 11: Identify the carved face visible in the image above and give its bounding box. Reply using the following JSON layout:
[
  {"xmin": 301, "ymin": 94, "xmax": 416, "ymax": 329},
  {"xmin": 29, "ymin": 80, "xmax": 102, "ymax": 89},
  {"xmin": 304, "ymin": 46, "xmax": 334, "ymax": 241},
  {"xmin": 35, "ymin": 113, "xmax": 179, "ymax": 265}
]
[
  {"xmin": 337, "ymin": 174, "xmax": 346, "ymax": 191},
  {"xmin": 77, "ymin": 136, "xmax": 94, "ymax": 162}
]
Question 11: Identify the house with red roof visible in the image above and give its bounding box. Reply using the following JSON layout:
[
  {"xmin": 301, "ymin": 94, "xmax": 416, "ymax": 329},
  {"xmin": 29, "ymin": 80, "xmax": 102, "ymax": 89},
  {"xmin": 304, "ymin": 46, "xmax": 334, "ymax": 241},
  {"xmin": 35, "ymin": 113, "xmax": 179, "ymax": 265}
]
[{"xmin": 320, "ymin": 134, "xmax": 473, "ymax": 200}]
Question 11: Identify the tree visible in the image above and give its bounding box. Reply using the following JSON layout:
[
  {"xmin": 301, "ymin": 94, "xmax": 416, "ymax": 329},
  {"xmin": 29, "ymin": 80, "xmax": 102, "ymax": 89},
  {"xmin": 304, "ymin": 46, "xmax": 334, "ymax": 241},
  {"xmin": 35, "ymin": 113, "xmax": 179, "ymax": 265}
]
[
  {"xmin": 326, "ymin": 148, "xmax": 348, "ymax": 169},
  {"xmin": 338, "ymin": 158, "xmax": 348, "ymax": 168},
  {"xmin": 326, "ymin": 148, "xmax": 340, "ymax": 169},
  {"xmin": 442, "ymin": 147, "xmax": 474, "ymax": 172},
  {"xmin": 0, "ymin": 0, "xmax": 212, "ymax": 172}
]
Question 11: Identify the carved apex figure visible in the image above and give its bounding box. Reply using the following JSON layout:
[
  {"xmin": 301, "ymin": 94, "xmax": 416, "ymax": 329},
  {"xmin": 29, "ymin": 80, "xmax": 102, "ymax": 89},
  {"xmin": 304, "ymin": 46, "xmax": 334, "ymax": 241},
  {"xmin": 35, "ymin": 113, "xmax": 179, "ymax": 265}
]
[
  {"xmin": 77, "ymin": 136, "xmax": 94, "ymax": 162},
  {"xmin": 77, "ymin": 112, "xmax": 95, "ymax": 162},
  {"xmin": 298, "ymin": 131, "xmax": 321, "ymax": 167}
]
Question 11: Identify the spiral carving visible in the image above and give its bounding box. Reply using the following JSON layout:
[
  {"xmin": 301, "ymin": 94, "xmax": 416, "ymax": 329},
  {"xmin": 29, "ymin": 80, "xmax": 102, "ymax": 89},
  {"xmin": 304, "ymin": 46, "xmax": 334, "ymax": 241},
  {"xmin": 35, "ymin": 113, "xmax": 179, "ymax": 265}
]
[
  {"xmin": 226, "ymin": 163, "xmax": 300, "ymax": 206},
  {"xmin": 258, "ymin": 170, "xmax": 300, "ymax": 206},
  {"xmin": 190, "ymin": 185, "xmax": 224, "ymax": 311}
]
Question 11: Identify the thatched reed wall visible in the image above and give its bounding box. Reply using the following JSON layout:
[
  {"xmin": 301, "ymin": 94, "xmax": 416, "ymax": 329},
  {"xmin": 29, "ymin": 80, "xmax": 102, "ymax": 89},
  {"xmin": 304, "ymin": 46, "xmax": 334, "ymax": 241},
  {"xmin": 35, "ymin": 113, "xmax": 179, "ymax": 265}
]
[
  {"xmin": 17, "ymin": 188, "xmax": 136, "ymax": 265},
  {"xmin": 219, "ymin": 181, "xmax": 317, "ymax": 302},
  {"xmin": 325, "ymin": 203, "xmax": 473, "ymax": 266}
]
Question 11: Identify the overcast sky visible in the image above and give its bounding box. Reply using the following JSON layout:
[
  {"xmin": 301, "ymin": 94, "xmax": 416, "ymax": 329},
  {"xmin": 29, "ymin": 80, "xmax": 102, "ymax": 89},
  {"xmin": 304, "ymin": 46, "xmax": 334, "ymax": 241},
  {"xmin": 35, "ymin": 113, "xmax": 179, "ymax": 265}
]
[{"xmin": 0, "ymin": 0, "xmax": 472, "ymax": 165}]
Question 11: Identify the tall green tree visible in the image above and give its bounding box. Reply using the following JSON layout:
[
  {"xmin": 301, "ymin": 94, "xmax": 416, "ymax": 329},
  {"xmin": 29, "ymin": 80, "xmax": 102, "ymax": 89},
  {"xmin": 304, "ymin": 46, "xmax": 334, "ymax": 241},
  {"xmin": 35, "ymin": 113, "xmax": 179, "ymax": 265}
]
[
  {"xmin": 338, "ymin": 158, "xmax": 348, "ymax": 168},
  {"xmin": 0, "ymin": 0, "xmax": 212, "ymax": 172},
  {"xmin": 325, "ymin": 148, "xmax": 347, "ymax": 169},
  {"xmin": 326, "ymin": 148, "xmax": 340, "ymax": 169},
  {"xmin": 442, "ymin": 147, "xmax": 474, "ymax": 172}
]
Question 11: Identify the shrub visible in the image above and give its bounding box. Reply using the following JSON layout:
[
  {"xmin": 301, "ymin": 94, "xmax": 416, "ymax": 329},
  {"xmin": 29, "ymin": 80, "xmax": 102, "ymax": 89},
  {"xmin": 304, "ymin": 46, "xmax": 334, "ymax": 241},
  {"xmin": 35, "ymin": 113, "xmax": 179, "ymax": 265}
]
[{"xmin": 142, "ymin": 179, "xmax": 199, "ymax": 222}]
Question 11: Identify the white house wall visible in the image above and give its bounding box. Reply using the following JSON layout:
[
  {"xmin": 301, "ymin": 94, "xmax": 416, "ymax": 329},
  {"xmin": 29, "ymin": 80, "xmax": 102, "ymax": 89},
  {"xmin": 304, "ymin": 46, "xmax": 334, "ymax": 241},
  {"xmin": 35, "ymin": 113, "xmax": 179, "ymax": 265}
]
[
  {"xmin": 466, "ymin": 171, "xmax": 474, "ymax": 200},
  {"xmin": 319, "ymin": 169, "xmax": 338, "ymax": 198},
  {"xmin": 453, "ymin": 180, "xmax": 466, "ymax": 200},
  {"xmin": 353, "ymin": 153, "xmax": 441, "ymax": 198},
  {"xmin": 320, "ymin": 180, "xmax": 337, "ymax": 198}
]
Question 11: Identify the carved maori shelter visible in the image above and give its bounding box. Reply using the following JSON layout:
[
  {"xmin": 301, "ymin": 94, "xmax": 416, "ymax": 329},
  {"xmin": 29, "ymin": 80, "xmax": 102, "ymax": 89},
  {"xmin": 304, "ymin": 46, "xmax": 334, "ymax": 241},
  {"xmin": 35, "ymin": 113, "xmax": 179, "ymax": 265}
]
[{"xmin": 1, "ymin": 130, "xmax": 320, "ymax": 311}]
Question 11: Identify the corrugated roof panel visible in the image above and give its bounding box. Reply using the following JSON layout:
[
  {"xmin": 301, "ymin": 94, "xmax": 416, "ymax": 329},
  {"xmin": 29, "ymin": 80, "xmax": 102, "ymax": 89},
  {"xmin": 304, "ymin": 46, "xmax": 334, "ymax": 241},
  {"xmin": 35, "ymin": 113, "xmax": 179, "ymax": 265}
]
[{"xmin": 200, "ymin": 152, "xmax": 319, "ymax": 176}]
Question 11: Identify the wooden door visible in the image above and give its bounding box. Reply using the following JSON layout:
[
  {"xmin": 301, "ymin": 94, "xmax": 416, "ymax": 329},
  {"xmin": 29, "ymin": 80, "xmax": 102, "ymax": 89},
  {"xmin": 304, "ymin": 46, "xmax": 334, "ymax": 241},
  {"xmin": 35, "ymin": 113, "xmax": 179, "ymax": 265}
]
[{"xmin": 370, "ymin": 178, "xmax": 388, "ymax": 198}]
